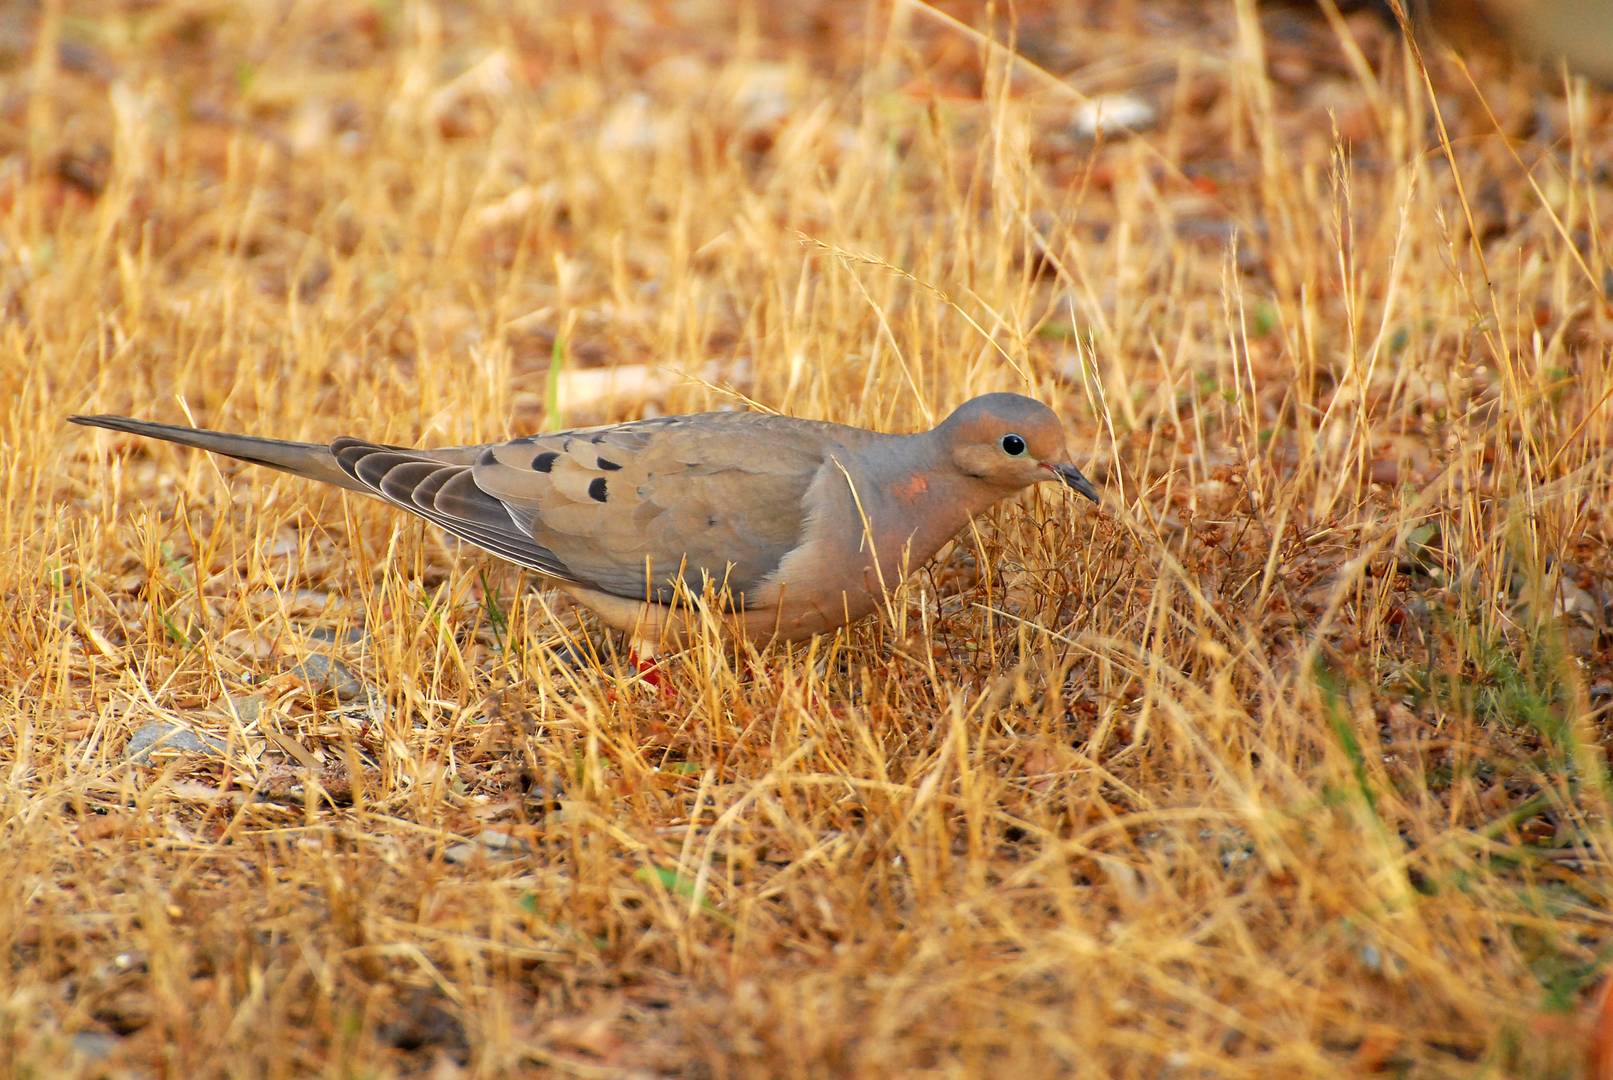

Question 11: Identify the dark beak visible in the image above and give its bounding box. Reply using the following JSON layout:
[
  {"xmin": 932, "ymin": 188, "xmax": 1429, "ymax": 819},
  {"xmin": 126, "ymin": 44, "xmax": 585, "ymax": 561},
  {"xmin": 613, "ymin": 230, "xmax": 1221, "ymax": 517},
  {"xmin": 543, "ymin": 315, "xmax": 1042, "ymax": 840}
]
[{"xmin": 1047, "ymin": 461, "xmax": 1100, "ymax": 503}]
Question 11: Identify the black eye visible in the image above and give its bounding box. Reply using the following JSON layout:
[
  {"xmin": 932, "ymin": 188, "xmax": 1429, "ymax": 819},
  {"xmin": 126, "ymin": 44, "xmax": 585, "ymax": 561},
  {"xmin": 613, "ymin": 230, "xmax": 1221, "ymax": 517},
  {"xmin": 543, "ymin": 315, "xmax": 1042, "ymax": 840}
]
[{"xmin": 1000, "ymin": 433, "xmax": 1027, "ymax": 456}]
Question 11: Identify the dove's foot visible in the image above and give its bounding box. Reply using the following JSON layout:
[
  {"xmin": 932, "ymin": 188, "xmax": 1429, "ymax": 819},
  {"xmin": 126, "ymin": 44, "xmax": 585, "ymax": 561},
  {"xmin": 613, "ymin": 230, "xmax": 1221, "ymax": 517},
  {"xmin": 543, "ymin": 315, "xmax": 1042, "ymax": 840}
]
[
  {"xmin": 617, "ymin": 646, "xmax": 677, "ymax": 703},
  {"xmin": 629, "ymin": 651, "xmax": 663, "ymax": 689}
]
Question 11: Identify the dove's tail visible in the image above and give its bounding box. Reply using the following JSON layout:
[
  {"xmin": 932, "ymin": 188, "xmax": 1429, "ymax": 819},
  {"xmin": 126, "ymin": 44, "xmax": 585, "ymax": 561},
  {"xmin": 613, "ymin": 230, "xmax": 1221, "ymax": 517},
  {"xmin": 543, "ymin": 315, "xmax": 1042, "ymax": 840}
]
[{"xmin": 68, "ymin": 415, "xmax": 370, "ymax": 494}]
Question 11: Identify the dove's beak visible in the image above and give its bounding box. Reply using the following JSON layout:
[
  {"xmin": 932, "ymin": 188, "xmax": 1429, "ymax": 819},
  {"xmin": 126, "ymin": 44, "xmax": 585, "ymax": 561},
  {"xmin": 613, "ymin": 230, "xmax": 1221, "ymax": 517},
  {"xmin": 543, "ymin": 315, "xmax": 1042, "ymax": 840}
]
[{"xmin": 1047, "ymin": 461, "xmax": 1100, "ymax": 503}]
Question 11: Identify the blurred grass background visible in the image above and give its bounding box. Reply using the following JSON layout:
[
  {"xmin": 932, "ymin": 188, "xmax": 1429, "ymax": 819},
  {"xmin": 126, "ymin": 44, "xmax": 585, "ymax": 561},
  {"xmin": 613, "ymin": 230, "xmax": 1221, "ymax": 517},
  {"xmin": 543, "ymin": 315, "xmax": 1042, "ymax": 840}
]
[{"xmin": 3, "ymin": 0, "xmax": 1613, "ymax": 1074}]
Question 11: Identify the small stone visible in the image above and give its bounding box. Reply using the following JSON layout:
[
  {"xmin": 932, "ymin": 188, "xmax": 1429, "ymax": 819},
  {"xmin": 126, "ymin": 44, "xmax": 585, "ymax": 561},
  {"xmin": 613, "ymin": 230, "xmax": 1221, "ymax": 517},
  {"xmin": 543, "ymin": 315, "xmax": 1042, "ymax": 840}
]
[
  {"xmin": 1563, "ymin": 623, "xmax": 1598, "ymax": 659},
  {"xmin": 289, "ymin": 654, "xmax": 369, "ymax": 702},
  {"xmin": 378, "ymin": 988, "xmax": 469, "ymax": 1061},
  {"xmin": 221, "ymin": 630, "xmax": 275, "ymax": 660},
  {"xmin": 1554, "ymin": 578, "xmax": 1604, "ymax": 626},
  {"xmin": 598, "ymin": 92, "xmax": 679, "ymax": 153},
  {"xmin": 443, "ymin": 829, "xmax": 527, "ymax": 865},
  {"xmin": 224, "ymin": 694, "xmax": 266, "ymax": 723},
  {"xmin": 70, "ymin": 1032, "xmax": 120, "ymax": 1061},
  {"xmin": 262, "ymin": 535, "xmax": 300, "ymax": 559},
  {"xmin": 287, "ymin": 589, "xmax": 337, "ymax": 614},
  {"xmin": 544, "ymin": 643, "xmax": 593, "ymax": 671},
  {"xmin": 307, "ymin": 625, "xmax": 367, "ymax": 646},
  {"xmin": 1072, "ymin": 93, "xmax": 1155, "ymax": 138},
  {"xmin": 478, "ymin": 828, "xmax": 524, "ymax": 851},
  {"xmin": 126, "ymin": 722, "xmax": 227, "ymax": 764}
]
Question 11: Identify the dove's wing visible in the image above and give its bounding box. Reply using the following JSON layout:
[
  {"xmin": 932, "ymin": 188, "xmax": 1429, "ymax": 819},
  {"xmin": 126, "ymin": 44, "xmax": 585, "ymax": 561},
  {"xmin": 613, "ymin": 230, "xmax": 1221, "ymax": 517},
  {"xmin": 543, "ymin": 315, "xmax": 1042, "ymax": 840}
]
[{"xmin": 335, "ymin": 412, "xmax": 873, "ymax": 605}]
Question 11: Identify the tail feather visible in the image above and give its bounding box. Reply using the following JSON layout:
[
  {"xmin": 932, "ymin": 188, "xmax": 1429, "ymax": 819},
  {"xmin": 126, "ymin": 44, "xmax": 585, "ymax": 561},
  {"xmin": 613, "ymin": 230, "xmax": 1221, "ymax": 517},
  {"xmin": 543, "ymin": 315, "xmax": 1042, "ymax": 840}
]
[{"xmin": 68, "ymin": 414, "xmax": 370, "ymax": 494}]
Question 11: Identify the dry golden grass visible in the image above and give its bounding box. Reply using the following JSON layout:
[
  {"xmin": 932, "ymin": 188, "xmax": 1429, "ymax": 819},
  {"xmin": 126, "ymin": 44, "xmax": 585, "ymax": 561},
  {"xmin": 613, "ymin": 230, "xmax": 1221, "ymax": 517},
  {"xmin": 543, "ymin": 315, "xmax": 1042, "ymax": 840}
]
[{"xmin": 4, "ymin": 0, "xmax": 1613, "ymax": 1074}]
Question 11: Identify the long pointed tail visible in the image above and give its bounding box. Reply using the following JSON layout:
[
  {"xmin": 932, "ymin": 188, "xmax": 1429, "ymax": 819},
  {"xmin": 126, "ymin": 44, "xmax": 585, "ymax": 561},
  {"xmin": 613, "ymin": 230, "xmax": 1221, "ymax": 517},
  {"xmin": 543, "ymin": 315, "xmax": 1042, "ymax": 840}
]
[{"xmin": 68, "ymin": 415, "xmax": 370, "ymax": 494}]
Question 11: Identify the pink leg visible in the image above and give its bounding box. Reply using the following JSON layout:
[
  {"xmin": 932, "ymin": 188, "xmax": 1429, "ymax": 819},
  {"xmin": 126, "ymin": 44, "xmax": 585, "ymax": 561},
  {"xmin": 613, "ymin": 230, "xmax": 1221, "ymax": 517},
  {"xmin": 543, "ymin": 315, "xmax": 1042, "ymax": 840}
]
[
  {"xmin": 625, "ymin": 645, "xmax": 677, "ymax": 701},
  {"xmin": 628, "ymin": 649, "xmax": 662, "ymax": 689}
]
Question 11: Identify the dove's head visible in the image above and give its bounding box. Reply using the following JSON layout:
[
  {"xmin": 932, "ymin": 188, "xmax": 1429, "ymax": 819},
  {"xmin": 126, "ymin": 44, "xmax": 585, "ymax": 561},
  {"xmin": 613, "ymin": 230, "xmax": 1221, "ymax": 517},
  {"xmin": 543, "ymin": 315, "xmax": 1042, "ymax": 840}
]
[{"xmin": 937, "ymin": 393, "xmax": 1099, "ymax": 502}]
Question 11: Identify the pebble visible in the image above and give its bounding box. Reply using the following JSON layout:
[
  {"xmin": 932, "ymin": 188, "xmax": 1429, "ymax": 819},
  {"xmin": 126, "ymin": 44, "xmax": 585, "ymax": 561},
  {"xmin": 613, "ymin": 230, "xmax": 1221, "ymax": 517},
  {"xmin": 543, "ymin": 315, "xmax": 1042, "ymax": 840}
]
[
  {"xmin": 307, "ymin": 625, "xmax": 367, "ymax": 645},
  {"xmin": 70, "ymin": 1032, "xmax": 120, "ymax": 1061},
  {"xmin": 289, "ymin": 654, "xmax": 369, "ymax": 702},
  {"xmin": 443, "ymin": 829, "xmax": 527, "ymax": 865},
  {"xmin": 1553, "ymin": 577, "xmax": 1605, "ymax": 626},
  {"xmin": 225, "ymin": 694, "xmax": 266, "ymax": 723},
  {"xmin": 1072, "ymin": 92, "xmax": 1155, "ymax": 138},
  {"xmin": 544, "ymin": 642, "xmax": 593, "ymax": 671},
  {"xmin": 125, "ymin": 721, "xmax": 227, "ymax": 764}
]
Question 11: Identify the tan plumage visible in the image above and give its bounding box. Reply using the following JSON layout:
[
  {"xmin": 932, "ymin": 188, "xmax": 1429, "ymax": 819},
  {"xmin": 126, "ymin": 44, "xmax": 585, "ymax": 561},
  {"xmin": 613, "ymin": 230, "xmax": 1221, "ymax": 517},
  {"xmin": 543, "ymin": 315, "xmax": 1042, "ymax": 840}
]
[{"xmin": 69, "ymin": 394, "xmax": 1098, "ymax": 648}]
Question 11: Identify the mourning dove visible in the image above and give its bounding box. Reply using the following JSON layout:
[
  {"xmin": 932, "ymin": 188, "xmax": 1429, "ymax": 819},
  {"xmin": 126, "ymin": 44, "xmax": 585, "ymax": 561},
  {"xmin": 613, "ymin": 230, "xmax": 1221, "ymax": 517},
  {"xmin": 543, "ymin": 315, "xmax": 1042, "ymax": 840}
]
[{"xmin": 69, "ymin": 393, "xmax": 1098, "ymax": 650}]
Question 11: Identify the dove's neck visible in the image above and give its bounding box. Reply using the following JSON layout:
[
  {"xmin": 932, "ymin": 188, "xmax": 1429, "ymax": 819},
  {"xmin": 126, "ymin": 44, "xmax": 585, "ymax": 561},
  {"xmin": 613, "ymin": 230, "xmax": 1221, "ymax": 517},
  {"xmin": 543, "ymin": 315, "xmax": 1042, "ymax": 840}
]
[{"xmin": 846, "ymin": 431, "xmax": 1007, "ymax": 570}]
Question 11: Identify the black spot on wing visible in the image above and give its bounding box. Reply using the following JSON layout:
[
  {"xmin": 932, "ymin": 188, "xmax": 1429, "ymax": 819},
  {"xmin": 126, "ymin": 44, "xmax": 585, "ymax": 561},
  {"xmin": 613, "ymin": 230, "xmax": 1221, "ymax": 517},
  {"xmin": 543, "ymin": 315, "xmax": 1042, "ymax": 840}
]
[
  {"xmin": 588, "ymin": 477, "xmax": 608, "ymax": 502},
  {"xmin": 531, "ymin": 451, "xmax": 559, "ymax": 473},
  {"xmin": 596, "ymin": 457, "xmax": 621, "ymax": 471}
]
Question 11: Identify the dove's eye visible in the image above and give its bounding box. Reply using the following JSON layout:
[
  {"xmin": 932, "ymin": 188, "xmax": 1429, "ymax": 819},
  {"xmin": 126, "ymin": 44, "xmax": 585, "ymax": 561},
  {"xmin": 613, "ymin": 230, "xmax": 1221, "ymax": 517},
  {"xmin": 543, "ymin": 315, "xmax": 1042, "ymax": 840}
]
[{"xmin": 1000, "ymin": 433, "xmax": 1027, "ymax": 456}]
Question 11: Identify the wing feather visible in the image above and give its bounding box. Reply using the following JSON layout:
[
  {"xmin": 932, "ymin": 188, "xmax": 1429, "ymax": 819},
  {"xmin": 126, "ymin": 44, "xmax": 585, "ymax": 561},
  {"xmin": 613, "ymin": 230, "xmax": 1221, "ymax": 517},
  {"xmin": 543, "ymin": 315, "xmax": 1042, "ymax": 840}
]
[
  {"xmin": 328, "ymin": 412, "xmax": 877, "ymax": 605},
  {"xmin": 332, "ymin": 439, "xmax": 575, "ymax": 579}
]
